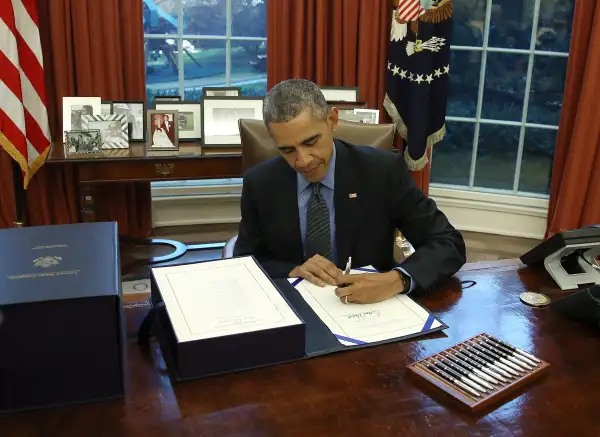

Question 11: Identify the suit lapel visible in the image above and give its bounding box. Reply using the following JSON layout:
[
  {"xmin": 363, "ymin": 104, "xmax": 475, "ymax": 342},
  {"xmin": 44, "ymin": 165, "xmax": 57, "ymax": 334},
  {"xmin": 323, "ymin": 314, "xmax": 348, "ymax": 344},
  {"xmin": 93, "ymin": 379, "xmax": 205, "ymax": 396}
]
[
  {"xmin": 276, "ymin": 160, "xmax": 304, "ymax": 263},
  {"xmin": 334, "ymin": 140, "xmax": 361, "ymax": 267}
]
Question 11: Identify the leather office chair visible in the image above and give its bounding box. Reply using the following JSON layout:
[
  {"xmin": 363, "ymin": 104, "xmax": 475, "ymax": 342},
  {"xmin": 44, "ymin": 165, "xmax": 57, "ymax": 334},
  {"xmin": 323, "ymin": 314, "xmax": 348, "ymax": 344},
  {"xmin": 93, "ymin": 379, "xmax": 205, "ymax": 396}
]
[{"xmin": 222, "ymin": 118, "xmax": 397, "ymax": 258}]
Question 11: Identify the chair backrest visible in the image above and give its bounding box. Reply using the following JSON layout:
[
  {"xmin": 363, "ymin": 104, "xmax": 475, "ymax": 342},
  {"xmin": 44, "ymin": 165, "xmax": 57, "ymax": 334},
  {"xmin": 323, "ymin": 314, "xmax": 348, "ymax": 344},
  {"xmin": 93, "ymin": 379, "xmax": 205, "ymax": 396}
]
[{"xmin": 238, "ymin": 118, "xmax": 396, "ymax": 171}]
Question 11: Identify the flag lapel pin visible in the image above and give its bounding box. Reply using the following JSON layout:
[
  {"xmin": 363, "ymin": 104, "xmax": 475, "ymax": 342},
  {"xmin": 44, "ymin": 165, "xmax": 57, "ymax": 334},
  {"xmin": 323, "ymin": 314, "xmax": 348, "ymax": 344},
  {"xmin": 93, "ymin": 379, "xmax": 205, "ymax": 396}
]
[{"xmin": 349, "ymin": 193, "xmax": 357, "ymax": 199}]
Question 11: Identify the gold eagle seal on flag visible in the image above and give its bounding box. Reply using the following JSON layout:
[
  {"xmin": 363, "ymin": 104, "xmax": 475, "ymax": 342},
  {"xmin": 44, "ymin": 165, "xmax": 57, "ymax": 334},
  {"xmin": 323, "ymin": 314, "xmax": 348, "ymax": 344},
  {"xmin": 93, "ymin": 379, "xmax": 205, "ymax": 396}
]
[{"xmin": 391, "ymin": 0, "xmax": 453, "ymax": 42}]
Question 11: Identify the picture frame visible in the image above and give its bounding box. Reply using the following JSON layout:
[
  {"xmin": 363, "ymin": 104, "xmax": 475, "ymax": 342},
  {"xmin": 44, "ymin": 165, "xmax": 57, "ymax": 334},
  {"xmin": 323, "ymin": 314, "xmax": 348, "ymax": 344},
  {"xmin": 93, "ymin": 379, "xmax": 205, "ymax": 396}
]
[
  {"xmin": 320, "ymin": 86, "xmax": 360, "ymax": 102},
  {"xmin": 202, "ymin": 87, "xmax": 242, "ymax": 97},
  {"xmin": 201, "ymin": 96, "xmax": 264, "ymax": 148},
  {"xmin": 82, "ymin": 114, "xmax": 129, "ymax": 149},
  {"xmin": 352, "ymin": 108, "xmax": 380, "ymax": 124},
  {"xmin": 146, "ymin": 109, "xmax": 179, "ymax": 151},
  {"xmin": 154, "ymin": 95, "xmax": 182, "ymax": 106},
  {"xmin": 65, "ymin": 129, "xmax": 102, "ymax": 156},
  {"xmin": 101, "ymin": 100, "xmax": 112, "ymax": 116},
  {"xmin": 155, "ymin": 102, "xmax": 201, "ymax": 141},
  {"xmin": 111, "ymin": 100, "xmax": 147, "ymax": 142},
  {"xmin": 62, "ymin": 97, "xmax": 102, "ymax": 141}
]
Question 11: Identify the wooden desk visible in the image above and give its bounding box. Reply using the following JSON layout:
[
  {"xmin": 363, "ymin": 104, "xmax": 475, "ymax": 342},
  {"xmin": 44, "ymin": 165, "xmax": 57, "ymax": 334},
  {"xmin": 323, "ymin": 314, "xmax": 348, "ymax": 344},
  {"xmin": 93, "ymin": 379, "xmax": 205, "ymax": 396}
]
[
  {"xmin": 2, "ymin": 260, "xmax": 599, "ymax": 436},
  {"xmin": 46, "ymin": 142, "xmax": 242, "ymax": 223}
]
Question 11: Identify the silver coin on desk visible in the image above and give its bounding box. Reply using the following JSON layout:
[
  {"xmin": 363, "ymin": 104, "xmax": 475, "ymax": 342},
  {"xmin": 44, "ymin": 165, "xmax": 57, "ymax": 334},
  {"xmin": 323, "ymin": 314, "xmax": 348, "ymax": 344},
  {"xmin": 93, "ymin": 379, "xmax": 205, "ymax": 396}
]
[{"xmin": 520, "ymin": 291, "xmax": 551, "ymax": 307}]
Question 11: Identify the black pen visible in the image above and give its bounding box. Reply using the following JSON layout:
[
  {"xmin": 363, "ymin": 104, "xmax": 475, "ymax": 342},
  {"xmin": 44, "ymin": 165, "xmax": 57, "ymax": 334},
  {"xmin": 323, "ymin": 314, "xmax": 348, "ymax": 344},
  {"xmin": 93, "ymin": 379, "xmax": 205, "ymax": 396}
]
[
  {"xmin": 462, "ymin": 344, "xmax": 515, "ymax": 379},
  {"xmin": 430, "ymin": 359, "xmax": 485, "ymax": 394},
  {"xmin": 455, "ymin": 348, "xmax": 509, "ymax": 383},
  {"xmin": 476, "ymin": 340, "xmax": 534, "ymax": 371},
  {"xmin": 453, "ymin": 350, "xmax": 505, "ymax": 384},
  {"xmin": 467, "ymin": 341, "xmax": 522, "ymax": 376},
  {"xmin": 422, "ymin": 361, "xmax": 481, "ymax": 398},
  {"xmin": 483, "ymin": 334, "xmax": 541, "ymax": 364},
  {"xmin": 481, "ymin": 337, "xmax": 538, "ymax": 367},
  {"xmin": 442, "ymin": 352, "xmax": 497, "ymax": 388},
  {"xmin": 469, "ymin": 341, "xmax": 525, "ymax": 374},
  {"xmin": 438, "ymin": 355, "xmax": 492, "ymax": 391}
]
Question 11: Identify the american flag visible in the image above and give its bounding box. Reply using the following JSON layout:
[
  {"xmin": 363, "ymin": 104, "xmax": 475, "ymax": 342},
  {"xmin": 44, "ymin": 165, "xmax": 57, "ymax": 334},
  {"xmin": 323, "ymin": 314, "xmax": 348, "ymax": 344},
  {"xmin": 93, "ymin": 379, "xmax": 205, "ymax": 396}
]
[{"xmin": 0, "ymin": 0, "xmax": 51, "ymax": 189}]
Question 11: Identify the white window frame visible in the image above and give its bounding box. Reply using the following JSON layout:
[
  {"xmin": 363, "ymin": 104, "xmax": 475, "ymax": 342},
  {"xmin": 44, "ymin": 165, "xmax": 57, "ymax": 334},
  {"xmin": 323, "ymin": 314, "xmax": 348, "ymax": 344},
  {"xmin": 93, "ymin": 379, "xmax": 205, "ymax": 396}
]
[
  {"xmin": 144, "ymin": 0, "xmax": 265, "ymax": 192},
  {"xmin": 431, "ymin": 0, "xmax": 570, "ymax": 198}
]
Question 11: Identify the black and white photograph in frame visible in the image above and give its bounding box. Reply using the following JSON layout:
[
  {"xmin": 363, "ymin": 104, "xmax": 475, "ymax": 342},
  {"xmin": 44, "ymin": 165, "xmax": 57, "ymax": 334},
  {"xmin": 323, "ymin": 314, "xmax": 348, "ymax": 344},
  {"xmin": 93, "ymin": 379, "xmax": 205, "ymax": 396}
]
[
  {"xmin": 62, "ymin": 97, "xmax": 101, "ymax": 141},
  {"xmin": 202, "ymin": 87, "xmax": 241, "ymax": 97},
  {"xmin": 201, "ymin": 96, "xmax": 263, "ymax": 147},
  {"xmin": 146, "ymin": 110, "xmax": 179, "ymax": 151},
  {"xmin": 82, "ymin": 114, "xmax": 129, "ymax": 149},
  {"xmin": 111, "ymin": 100, "xmax": 146, "ymax": 141},
  {"xmin": 320, "ymin": 86, "xmax": 359, "ymax": 102},
  {"xmin": 352, "ymin": 109, "xmax": 380, "ymax": 124},
  {"xmin": 155, "ymin": 101, "xmax": 201, "ymax": 141},
  {"xmin": 65, "ymin": 129, "xmax": 102, "ymax": 155}
]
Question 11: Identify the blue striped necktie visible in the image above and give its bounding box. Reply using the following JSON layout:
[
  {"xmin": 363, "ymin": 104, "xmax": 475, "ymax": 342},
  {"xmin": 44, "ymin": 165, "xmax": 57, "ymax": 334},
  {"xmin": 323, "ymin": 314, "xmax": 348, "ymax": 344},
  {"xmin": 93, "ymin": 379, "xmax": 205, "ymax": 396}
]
[{"xmin": 306, "ymin": 183, "xmax": 332, "ymax": 261}]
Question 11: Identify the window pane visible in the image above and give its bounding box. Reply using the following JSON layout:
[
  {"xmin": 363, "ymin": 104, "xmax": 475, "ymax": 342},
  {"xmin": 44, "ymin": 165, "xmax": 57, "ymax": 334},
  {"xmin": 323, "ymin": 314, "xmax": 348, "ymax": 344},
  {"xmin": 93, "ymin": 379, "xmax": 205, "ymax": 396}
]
[
  {"xmin": 536, "ymin": 1, "xmax": 574, "ymax": 52},
  {"xmin": 231, "ymin": 40, "xmax": 267, "ymax": 96},
  {"xmin": 183, "ymin": 40, "xmax": 226, "ymax": 100},
  {"xmin": 183, "ymin": 0, "xmax": 226, "ymax": 36},
  {"xmin": 143, "ymin": 0, "xmax": 178, "ymax": 35},
  {"xmin": 145, "ymin": 38, "xmax": 181, "ymax": 106},
  {"xmin": 431, "ymin": 122, "xmax": 475, "ymax": 186},
  {"xmin": 447, "ymin": 50, "xmax": 481, "ymax": 118},
  {"xmin": 518, "ymin": 128, "xmax": 556, "ymax": 194},
  {"xmin": 481, "ymin": 52, "xmax": 528, "ymax": 121},
  {"xmin": 527, "ymin": 55, "xmax": 567, "ymax": 125},
  {"xmin": 452, "ymin": 0, "xmax": 485, "ymax": 47},
  {"xmin": 474, "ymin": 124, "xmax": 520, "ymax": 190},
  {"xmin": 488, "ymin": 0, "xmax": 534, "ymax": 50},
  {"xmin": 232, "ymin": 0, "xmax": 267, "ymax": 37}
]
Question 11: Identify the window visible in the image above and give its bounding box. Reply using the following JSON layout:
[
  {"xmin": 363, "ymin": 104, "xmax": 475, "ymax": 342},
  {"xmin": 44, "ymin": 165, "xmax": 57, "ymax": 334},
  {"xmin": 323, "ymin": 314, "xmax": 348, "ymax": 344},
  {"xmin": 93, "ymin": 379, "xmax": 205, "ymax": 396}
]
[
  {"xmin": 144, "ymin": 0, "xmax": 266, "ymax": 190},
  {"xmin": 430, "ymin": 0, "xmax": 574, "ymax": 196},
  {"xmin": 143, "ymin": 0, "xmax": 267, "ymax": 106}
]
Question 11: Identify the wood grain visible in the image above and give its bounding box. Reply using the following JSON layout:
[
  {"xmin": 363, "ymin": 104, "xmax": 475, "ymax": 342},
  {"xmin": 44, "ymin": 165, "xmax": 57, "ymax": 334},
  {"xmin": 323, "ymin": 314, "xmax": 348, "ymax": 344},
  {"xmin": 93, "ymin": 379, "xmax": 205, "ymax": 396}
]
[{"xmin": 1, "ymin": 261, "xmax": 599, "ymax": 436}]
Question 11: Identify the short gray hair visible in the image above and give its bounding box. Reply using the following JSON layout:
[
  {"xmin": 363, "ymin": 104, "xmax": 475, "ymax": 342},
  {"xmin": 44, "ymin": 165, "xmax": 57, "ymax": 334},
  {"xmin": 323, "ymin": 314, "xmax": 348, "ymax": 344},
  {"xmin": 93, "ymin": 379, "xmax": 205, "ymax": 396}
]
[{"xmin": 263, "ymin": 79, "xmax": 329, "ymax": 127}]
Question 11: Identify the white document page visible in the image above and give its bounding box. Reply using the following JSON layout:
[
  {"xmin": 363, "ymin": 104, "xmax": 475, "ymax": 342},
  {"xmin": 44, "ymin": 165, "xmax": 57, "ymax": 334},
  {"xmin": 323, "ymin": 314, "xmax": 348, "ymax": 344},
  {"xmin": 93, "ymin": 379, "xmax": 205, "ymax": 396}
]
[
  {"xmin": 290, "ymin": 267, "xmax": 443, "ymax": 346},
  {"xmin": 152, "ymin": 257, "xmax": 303, "ymax": 343}
]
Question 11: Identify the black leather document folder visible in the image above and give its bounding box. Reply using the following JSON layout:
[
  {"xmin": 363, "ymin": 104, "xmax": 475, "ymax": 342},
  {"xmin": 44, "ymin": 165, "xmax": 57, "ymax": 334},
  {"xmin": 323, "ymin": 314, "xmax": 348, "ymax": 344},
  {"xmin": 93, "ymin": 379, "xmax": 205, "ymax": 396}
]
[
  {"xmin": 0, "ymin": 222, "xmax": 125, "ymax": 413},
  {"xmin": 148, "ymin": 257, "xmax": 446, "ymax": 382}
]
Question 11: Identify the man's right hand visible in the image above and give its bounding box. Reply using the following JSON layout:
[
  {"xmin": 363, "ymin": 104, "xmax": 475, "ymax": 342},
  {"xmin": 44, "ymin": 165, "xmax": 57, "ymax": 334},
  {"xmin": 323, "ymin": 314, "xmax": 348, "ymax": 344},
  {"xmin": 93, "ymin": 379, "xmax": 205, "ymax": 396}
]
[{"xmin": 289, "ymin": 255, "xmax": 342, "ymax": 287}]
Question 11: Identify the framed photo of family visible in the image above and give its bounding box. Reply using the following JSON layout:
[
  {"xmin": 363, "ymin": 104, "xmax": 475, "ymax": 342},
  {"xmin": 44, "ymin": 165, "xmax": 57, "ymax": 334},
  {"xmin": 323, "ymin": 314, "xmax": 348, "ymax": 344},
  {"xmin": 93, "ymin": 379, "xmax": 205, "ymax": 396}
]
[
  {"xmin": 62, "ymin": 97, "xmax": 102, "ymax": 141},
  {"xmin": 65, "ymin": 130, "xmax": 102, "ymax": 156},
  {"xmin": 155, "ymin": 102, "xmax": 201, "ymax": 141},
  {"xmin": 146, "ymin": 110, "xmax": 179, "ymax": 151},
  {"xmin": 201, "ymin": 96, "xmax": 263, "ymax": 147}
]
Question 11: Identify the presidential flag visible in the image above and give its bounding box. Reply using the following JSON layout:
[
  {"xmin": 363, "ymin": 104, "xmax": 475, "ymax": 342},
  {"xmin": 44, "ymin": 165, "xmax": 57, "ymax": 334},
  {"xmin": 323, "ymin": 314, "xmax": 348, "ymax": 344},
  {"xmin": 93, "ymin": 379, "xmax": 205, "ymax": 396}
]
[
  {"xmin": 384, "ymin": 0, "xmax": 452, "ymax": 170},
  {"xmin": 0, "ymin": 0, "xmax": 52, "ymax": 188}
]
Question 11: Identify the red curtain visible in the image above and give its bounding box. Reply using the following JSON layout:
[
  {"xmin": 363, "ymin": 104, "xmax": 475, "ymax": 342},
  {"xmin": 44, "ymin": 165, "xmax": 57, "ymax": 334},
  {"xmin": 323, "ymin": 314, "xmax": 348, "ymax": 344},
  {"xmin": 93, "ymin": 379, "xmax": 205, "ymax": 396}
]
[
  {"xmin": 267, "ymin": 0, "xmax": 431, "ymax": 194},
  {"xmin": 545, "ymin": 1, "xmax": 600, "ymax": 237},
  {"xmin": 0, "ymin": 0, "xmax": 151, "ymax": 237}
]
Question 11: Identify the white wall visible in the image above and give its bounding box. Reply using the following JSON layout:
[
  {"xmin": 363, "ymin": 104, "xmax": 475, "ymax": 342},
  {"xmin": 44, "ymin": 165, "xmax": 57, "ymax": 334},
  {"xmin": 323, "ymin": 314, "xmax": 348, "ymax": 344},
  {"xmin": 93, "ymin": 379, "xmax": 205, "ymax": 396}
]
[{"xmin": 151, "ymin": 185, "xmax": 548, "ymax": 240}]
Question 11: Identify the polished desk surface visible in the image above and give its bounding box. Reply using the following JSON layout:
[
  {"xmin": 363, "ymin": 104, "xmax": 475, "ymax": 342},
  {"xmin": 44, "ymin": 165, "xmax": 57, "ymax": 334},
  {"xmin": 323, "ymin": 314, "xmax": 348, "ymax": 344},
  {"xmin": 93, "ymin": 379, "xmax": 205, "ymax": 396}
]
[
  {"xmin": 46, "ymin": 142, "xmax": 241, "ymax": 163},
  {"xmin": 2, "ymin": 260, "xmax": 599, "ymax": 436}
]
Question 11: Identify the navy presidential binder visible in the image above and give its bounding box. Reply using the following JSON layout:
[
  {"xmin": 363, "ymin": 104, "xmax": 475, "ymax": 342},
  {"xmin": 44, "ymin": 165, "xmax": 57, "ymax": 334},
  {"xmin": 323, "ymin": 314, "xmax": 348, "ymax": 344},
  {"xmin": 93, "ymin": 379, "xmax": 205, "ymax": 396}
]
[{"xmin": 0, "ymin": 222, "xmax": 125, "ymax": 413}]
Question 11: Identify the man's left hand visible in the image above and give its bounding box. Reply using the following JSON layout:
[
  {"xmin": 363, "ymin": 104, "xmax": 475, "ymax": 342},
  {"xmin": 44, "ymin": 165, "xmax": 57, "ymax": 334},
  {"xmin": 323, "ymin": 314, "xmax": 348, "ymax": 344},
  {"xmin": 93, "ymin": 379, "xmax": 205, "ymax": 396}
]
[{"xmin": 334, "ymin": 271, "xmax": 405, "ymax": 304}]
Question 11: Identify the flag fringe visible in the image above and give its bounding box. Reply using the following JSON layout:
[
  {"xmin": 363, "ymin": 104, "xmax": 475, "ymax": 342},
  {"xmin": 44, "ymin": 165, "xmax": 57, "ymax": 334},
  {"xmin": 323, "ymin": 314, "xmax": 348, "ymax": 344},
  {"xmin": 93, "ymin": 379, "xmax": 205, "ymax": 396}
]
[
  {"xmin": 384, "ymin": 92, "xmax": 446, "ymax": 171},
  {"xmin": 0, "ymin": 132, "xmax": 51, "ymax": 189}
]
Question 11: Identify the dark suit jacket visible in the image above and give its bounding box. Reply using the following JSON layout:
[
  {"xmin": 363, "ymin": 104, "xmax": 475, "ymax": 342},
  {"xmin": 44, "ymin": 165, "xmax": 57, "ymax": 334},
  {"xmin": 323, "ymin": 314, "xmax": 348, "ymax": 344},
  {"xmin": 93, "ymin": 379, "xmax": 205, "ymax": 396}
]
[{"xmin": 234, "ymin": 139, "xmax": 466, "ymax": 291}]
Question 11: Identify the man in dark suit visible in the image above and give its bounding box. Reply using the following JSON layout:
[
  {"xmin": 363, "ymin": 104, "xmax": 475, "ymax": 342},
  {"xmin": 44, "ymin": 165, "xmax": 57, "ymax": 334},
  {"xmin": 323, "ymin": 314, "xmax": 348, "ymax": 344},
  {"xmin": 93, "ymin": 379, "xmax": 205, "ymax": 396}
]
[{"xmin": 234, "ymin": 79, "xmax": 466, "ymax": 304}]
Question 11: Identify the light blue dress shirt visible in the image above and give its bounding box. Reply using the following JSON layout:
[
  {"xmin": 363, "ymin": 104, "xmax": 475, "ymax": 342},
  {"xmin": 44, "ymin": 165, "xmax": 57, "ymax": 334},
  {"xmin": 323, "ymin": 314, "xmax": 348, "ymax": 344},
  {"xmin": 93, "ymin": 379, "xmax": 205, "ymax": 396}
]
[{"xmin": 296, "ymin": 144, "xmax": 415, "ymax": 293}]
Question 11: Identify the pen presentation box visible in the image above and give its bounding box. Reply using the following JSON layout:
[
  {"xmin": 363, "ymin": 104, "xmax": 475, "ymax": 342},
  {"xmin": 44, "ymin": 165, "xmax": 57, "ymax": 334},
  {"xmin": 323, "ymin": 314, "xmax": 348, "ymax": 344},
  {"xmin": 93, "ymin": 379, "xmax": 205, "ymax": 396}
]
[
  {"xmin": 150, "ymin": 256, "xmax": 306, "ymax": 380},
  {"xmin": 0, "ymin": 223, "xmax": 125, "ymax": 413}
]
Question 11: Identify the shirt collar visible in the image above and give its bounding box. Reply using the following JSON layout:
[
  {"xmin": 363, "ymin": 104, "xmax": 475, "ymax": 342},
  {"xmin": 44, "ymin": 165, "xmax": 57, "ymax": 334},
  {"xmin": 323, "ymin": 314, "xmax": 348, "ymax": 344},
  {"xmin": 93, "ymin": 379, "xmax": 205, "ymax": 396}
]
[{"xmin": 297, "ymin": 142, "xmax": 336, "ymax": 192}]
